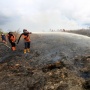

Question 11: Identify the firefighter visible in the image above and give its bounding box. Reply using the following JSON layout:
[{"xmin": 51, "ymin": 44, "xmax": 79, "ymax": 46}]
[
  {"xmin": 7, "ymin": 32, "xmax": 16, "ymax": 51},
  {"xmin": 1, "ymin": 33, "xmax": 7, "ymax": 44},
  {"xmin": 17, "ymin": 29, "xmax": 32, "ymax": 54}
]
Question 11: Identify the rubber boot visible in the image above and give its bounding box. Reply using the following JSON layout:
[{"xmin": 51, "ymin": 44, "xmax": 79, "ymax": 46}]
[
  {"xmin": 27, "ymin": 48, "xmax": 30, "ymax": 53},
  {"xmin": 24, "ymin": 49, "xmax": 26, "ymax": 54}
]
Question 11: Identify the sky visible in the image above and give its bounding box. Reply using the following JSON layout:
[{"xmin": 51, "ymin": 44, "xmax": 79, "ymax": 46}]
[{"xmin": 0, "ymin": 0, "xmax": 90, "ymax": 32}]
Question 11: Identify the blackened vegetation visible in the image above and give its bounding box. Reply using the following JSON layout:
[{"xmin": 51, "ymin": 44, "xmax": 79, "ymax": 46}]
[
  {"xmin": 42, "ymin": 61, "xmax": 65, "ymax": 72},
  {"xmin": 82, "ymin": 80, "xmax": 90, "ymax": 90},
  {"xmin": 74, "ymin": 55, "xmax": 90, "ymax": 90},
  {"xmin": 0, "ymin": 42, "xmax": 90, "ymax": 90}
]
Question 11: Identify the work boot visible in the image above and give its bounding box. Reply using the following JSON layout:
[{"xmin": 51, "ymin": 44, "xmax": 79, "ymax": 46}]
[
  {"xmin": 27, "ymin": 48, "xmax": 30, "ymax": 53},
  {"xmin": 24, "ymin": 49, "xmax": 26, "ymax": 54}
]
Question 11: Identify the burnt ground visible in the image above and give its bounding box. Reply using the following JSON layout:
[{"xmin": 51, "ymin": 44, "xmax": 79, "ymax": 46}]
[{"xmin": 0, "ymin": 32, "xmax": 90, "ymax": 90}]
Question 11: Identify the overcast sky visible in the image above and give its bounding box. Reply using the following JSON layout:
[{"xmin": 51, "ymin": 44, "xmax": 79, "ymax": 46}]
[{"xmin": 0, "ymin": 0, "xmax": 90, "ymax": 32}]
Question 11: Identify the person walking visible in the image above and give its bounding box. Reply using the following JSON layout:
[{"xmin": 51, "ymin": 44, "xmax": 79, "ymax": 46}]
[
  {"xmin": 7, "ymin": 32, "xmax": 16, "ymax": 51},
  {"xmin": 17, "ymin": 29, "xmax": 32, "ymax": 54},
  {"xmin": 1, "ymin": 33, "xmax": 7, "ymax": 44}
]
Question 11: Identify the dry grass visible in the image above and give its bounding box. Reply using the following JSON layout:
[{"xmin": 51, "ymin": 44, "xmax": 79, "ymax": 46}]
[{"xmin": 67, "ymin": 29, "xmax": 90, "ymax": 37}]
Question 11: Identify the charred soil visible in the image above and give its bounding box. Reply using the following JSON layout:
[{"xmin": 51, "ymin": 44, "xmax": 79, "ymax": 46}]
[{"xmin": 0, "ymin": 33, "xmax": 90, "ymax": 90}]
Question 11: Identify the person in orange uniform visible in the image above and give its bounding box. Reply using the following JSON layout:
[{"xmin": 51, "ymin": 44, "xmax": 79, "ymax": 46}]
[
  {"xmin": 17, "ymin": 29, "xmax": 32, "ymax": 54},
  {"xmin": 7, "ymin": 32, "xmax": 16, "ymax": 51}
]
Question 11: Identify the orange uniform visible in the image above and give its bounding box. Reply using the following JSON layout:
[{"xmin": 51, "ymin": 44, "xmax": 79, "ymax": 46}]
[
  {"xmin": 17, "ymin": 29, "xmax": 32, "ymax": 54},
  {"xmin": 7, "ymin": 32, "xmax": 16, "ymax": 51},
  {"xmin": 22, "ymin": 33, "xmax": 31, "ymax": 42}
]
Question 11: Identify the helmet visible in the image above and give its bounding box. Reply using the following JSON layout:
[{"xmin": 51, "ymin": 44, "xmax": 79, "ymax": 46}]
[
  {"xmin": 23, "ymin": 29, "xmax": 29, "ymax": 34},
  {"xmin": 8, "ymin": 32, "xmax": 13, "ymax": 35},
  {"xmin": 23, "ymin": 29, "xmax": 27, "ymax": 33}
]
